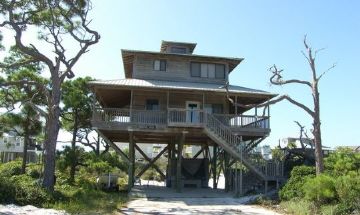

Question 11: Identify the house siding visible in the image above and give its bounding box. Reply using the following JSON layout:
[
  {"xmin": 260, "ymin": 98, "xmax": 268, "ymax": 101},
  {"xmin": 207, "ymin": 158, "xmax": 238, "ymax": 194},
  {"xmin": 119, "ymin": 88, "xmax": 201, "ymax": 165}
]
[
  {"xmin": 133, "ymin": 55, "xmax": 229, "ymax": 84},
  {"xmin": 131, "ymin": 90, "xmax": 229, "ymax": 113}
]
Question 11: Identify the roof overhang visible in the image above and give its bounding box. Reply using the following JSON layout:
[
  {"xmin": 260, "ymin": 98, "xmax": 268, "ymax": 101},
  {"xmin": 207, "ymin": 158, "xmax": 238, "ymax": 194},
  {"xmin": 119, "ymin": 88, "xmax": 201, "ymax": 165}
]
[{"xmin": 89, "ymin": 79, "xmax": 276, "ymax": 108}]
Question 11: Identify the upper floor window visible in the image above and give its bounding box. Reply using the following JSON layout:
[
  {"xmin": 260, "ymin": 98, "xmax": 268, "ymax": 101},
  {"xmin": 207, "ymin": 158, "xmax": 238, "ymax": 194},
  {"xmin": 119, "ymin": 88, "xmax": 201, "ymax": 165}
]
[
  {"xmin": 154, "ymin": 60, "xmax": 166, "ymax": 71},
  {"xmin": 146, "ymin": 99, "xmax": 159, "ymax": 110},
  {"xmin": 191, "ymin": 62, "xmax": 225, "ymax": 79},
  {"xmin": 171, "ymin": 47, "xmax": 187, "ymax": 54}
]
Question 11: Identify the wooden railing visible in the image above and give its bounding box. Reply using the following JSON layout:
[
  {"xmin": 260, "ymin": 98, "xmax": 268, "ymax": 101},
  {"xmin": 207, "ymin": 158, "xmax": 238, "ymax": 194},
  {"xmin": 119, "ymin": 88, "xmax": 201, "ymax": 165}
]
[
  {"xmin": 167, "ymin": 108, "xmax": 205, "ymax": 127},
  {"xmin": 93, "ymin": 108, "xmax": 130, "ymax": 123},
  {"xmin": 213, "ymin": 114, "xmax": 269, "ymax": 129},
  {"xmin": 92, "ymin": 108, "xmax": 270, "ymax": 130},
  {"xmin": 205, "ymin": 113, "xmax": 282, "ymax": 179},
  {"xmin": 92, "ymin": 108, "xmax": 166, "ymax": 125}
]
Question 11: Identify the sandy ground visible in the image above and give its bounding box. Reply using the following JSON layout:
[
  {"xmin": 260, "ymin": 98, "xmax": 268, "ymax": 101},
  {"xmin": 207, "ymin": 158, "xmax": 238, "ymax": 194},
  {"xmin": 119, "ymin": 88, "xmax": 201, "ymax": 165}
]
[
  {"xmin": 0, "ymin": 204, "xmax": 67, "ymax": 215},
  {"xmin": 121, "ymin": 197, "xmax": 282, "ymax": 215}
]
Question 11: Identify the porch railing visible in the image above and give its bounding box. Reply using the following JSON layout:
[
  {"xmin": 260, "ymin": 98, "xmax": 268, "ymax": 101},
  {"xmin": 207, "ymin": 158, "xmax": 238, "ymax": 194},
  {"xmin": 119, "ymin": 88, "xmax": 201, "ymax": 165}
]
[
  {"xmin": 213, "ymin": 114, "xmax": 269, "ymax": 129},
  {"xmin": 92, "ymin": 108, "xmax": 167, "ymax": 125},
  {"xmin": 92, "ymin": 108, "xmax": 269, "ymax": 129},
  {"xmin": 167, "ymin": 108, "xmax": 205, "ymax": 127}
]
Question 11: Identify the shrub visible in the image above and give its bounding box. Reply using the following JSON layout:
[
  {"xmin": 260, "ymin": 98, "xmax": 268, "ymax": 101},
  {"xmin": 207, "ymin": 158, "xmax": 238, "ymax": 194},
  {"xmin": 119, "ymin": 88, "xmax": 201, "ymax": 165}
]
[
  {"xmin": 279, "ymin": 165, "xmax": 316, "ymax": 200},
  {"xmin": 334, "ymin": 174, "xmax": 360, "ymax": 214},
  {"xmin": 325, "ymin": 147, "xmax": 360, "ymax": 177},
  {"xmin": 0, "ymin": 160, "xmax": 22, "ymax": 177},
  {"xmin": 26, "ymin": 163, "xmax": 42, "ymax": 179},
  {"xmin": 303, "ymin": 174, "xmax": 337, "ymax": 205},
  {"xmin": 11, "ymin": 175, "xmax": 52, "ymax": 207},
  {"xmin": 117, "ymin": 177, "xmax": 128, "ymax": 191},
  {"xmin": 0, "ymin": 176, "xmax": 16, "ymax": 203}
]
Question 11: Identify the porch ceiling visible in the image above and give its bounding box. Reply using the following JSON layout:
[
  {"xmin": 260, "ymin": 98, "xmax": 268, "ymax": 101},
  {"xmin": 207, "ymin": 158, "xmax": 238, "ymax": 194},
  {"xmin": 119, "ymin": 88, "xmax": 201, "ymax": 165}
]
[{"xmin": 91, "ymin": 84, "xmax": 274, "ymax": 109}]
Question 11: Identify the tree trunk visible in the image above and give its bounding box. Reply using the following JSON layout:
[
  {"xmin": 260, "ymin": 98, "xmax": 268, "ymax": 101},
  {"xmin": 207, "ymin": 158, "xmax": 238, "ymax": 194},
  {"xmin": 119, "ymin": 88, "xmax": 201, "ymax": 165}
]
[
  {"xmin": 69, "ymin": 112, "xmax": 78, "ymax": 184},
  {"xmin": 21, "ymin": 112, "xmax": 30, "ymax": 174},
  {"xmin": 313, "ymin": 82, "xmax": 324, "ymax": 174},
  {"xmin": 42, "ymin": 80, "xmax": 61, "ymax": 191},
  {"xmin": 21, "ymin": 130, "xmax": 28, "ymax": 174},
  {"xmin": 95, "ymin": 133, "xmax": 100, "ymax": 156}
]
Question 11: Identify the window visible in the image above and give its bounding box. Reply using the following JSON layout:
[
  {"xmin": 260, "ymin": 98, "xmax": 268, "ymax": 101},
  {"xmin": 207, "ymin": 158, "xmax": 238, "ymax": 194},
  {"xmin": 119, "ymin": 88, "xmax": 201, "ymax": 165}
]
[
  {"xmin": 215, "ymin": 64, "xmax": 225, "ymax": 79},
  {"xmin": 204, "ymin": 104, "xmax": 223, "ymax": 114},
  {"xmin": 154, "ymin": 60, "xmax": 166, "ymax": 71},
  {"xmin": 191, "ymin": 62, "xmax": 226, "ymax": 79},
  {"xmin": 171, "ymin": 47, "xmax": 186, "ymax": 54},
  {"xmin": 190, "ymin": 62, "xmax": 200, "ymax": 77},
  {"xmin": 146, "ymin": 99, "xmax": 159, "ymax": 110}
]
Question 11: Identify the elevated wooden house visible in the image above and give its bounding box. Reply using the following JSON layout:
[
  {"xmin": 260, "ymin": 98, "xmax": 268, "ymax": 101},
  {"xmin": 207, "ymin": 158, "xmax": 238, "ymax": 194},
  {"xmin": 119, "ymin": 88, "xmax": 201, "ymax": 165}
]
[{"xmin": 90, "ymin": 41, "xmax": 283, "ymax": 194}]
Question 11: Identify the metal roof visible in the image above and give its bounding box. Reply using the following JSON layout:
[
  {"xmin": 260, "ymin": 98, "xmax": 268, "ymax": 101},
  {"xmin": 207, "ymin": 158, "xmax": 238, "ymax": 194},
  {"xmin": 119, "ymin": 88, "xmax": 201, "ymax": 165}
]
[{"xmin": 89, "ymin": 78, "xmax": 275, "ymax": 96}]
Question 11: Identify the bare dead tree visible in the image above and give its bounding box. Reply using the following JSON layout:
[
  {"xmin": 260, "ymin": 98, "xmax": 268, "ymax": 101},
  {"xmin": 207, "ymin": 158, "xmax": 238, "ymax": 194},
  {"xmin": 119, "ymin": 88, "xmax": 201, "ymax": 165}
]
[
  {"xmin": 76, "ymin": 129, "xmax": 109, "ymax": 156},
  {"xmin": 0, "ymin": 0, "xmax": 100, "ymax": 190},
  {"xmin": 226, "ymin": 36, "xmax": 336, "ymax": 174}
]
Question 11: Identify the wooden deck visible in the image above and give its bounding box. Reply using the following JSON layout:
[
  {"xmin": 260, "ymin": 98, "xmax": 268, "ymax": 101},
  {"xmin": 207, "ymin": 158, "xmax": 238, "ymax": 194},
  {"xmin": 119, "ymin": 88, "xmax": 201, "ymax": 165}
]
[{"xmin": 91, "ymin": 107, "xmax": 270, "ymax": 143}]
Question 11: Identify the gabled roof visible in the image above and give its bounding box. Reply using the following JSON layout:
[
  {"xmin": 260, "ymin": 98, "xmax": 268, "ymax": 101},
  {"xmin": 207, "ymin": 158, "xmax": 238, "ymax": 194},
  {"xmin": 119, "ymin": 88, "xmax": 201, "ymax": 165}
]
[
  {"xmin": 121, "ymin": 49, "xmax": 243, "ymax": 78},
  {"xmin": 89, "ymin": 78, "xmax": 275, "ymax": 97}
]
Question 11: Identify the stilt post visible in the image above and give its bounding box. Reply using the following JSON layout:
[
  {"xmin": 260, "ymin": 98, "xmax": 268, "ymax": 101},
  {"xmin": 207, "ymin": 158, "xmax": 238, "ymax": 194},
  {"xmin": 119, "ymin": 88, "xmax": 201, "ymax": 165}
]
[
  {"xmin": 176, "ymin": 132, "xmax": 185, "ymax": 192},
  {"xmin": 212, "ymin": 145, "xmax": 217, "ymax": 189},
  {"xmin": 128, "ymin": 131, "xmax": 135, "ymax": 191}
]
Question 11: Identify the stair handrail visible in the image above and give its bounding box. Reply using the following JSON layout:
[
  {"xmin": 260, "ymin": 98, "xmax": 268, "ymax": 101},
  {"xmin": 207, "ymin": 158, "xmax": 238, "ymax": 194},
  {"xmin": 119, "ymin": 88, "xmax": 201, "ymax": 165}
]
[{"xmin": 205, "ymin": 113, "xmax": 281, "ymax": 179}]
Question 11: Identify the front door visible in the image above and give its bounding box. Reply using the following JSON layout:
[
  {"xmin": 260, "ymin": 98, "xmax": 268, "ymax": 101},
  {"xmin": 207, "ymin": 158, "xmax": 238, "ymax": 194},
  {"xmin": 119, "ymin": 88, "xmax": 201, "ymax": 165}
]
[{"xmin": 186, "ymin": 101, "xmax": 200, "ymax": 123}]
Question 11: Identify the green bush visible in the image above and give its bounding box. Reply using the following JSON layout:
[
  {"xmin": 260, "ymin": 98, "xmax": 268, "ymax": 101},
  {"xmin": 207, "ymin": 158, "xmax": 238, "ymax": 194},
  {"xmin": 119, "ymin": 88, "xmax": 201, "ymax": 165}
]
[
  {"xmin": 325, "ymin": 147, "xmax": 360, "ymax": 177},
  {"xmin": 11, "ymin": 175, "xmax": 52, "ymax": 207},
  {"xmin": 117, "ymin": 177, "xmax": 128, "ymax": 191},
  {"xmin": 26, "ymin": 163, "xmax": 42, "ymax": 179},
  {"xmin": 303, "ymin": 174, "xmax": 337, "ymax": 205},
  {"xmin": 0, "ymin": 176, "xmax": 16, "ymax": 203},
  {"xmin": 279, "ymin": 165, "xmax": 316, "ymax": 200},
  {"xmin": 0, "ymin": 160, "xmax": 22, "ymax": 177},
  {"xmin": 334, "ymin": 174, "xmax": 360, "ymax": 213}
]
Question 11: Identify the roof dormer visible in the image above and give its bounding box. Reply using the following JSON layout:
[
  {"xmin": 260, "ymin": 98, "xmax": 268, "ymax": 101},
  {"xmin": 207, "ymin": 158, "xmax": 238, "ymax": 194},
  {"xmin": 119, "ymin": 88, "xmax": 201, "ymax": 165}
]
[{"xmin": 160, "ymin": 40, "xmax": 197, "ymax": 54}]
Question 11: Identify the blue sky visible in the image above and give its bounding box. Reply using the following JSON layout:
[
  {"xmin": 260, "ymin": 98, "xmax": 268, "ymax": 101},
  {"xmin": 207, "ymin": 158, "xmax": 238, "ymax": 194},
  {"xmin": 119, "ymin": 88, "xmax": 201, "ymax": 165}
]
[
  {"xmin": 3, "ymin": 1, "xmax": 357, "ymax": 148},
  {"xmin": 69, "ymin": 0, "xmax": 360, "ymax": 148}
]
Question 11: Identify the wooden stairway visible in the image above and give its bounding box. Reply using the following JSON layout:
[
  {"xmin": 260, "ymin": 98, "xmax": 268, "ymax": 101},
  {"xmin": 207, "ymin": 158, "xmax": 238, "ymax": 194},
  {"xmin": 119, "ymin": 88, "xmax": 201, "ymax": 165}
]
[{"xmin": 204, "ymin": 113, "xmax": 283, "ymax": 181}]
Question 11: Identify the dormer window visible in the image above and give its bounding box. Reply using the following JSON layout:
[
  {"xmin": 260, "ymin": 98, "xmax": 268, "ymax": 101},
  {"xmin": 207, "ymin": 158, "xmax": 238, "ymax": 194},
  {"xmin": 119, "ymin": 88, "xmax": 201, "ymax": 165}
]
[
  {"xmin": 154, "ymin": 60, "xmax": 166, "ymax": 71},
  {"xmin": 171, "ymin": 47, "xmax": 187, "ymax": 54}
]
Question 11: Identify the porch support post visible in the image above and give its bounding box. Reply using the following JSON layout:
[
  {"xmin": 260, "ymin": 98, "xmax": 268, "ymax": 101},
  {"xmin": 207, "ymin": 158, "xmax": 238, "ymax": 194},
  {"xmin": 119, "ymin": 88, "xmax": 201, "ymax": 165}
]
[
  {"xmin": 235, "ymin": 96, "xmax": 238, "ymax": 115},
  {"xmin": 202, "ymin": 93, "xmax": 205, "ymax": 109},
  {"xmin": 128, "ymin": 131, "xmax": 135, "ymax": 191},
  {"xmin": 130, "ymin": 90, "xmax": 134, "ymax": 121},
  {"xmin": 212, "ymin": 144, "xmax": 217, "ymax": 189},
  {"xmin": 166, "ymin": 91, "xmax": 170, "ymax": 124},
  {"xmin": 265, "ymin": 180, "xmax": 268, "ymax": 194},
  {"xmin": 170, "ymin": 139, "xmax": 176, "ymax": 188},
  {"xmin": 176, "ymin": 132, "xmax": 185, "ymax": 192},
  {"xmin": 224, "ymin": 152, "xmax": 230, "ymax": 192}
]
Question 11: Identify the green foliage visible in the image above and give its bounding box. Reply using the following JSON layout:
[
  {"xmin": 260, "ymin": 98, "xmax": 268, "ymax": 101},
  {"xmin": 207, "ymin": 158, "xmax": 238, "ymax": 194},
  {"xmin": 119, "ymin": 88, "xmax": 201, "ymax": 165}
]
[
  {"xmin": 0, "ymin": 159, "xmax": 22, "ymax": 177},
  {"xmin": 280, "ymin": 199, "xmax": 315, "ymax": 215},
  {"xmin": 303, "ymin": 174, "xmax": 337, "ymax": 205},
  {"xmin": 26, "ymin": 163, "xmax": 42, "ymax": 179},
  {"xmin": 280, "ymin": 148, "xmax": 360, "ymax": 215},
  {"xmin": 61, "ymin": 76, "xmax": 94, "ymax": 132},
  {"xmin": 11, "ymin": 175, "xmax": 52, "ymax": 207},
  {"xmin": 271, "ymin": 146, "xmax": 285, "ymax": 161},
  {"xmin": 279, "ymin": 165, "xmax": 316, "ymax": 200},
  {"xmin": 0, "ymin": 173, "xmax": 52, "ymax": 207},
  {"xmin": 87, "ymin": 160, "xmax": 112, "ymax": 176},
  {"xmin": 50, "ymin": 186, "xmax": 127, "ymax": 214},
  {"xmin": 324, "ymin": 147, "xmax": 360, "ymax": 176},
  {"xmin": 334, "ymin": 175, "xmax": 360, "ymax": 213},
  {"xmin": 0, "ymin": 176, "xmax": 16, "ymax": 203}
]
